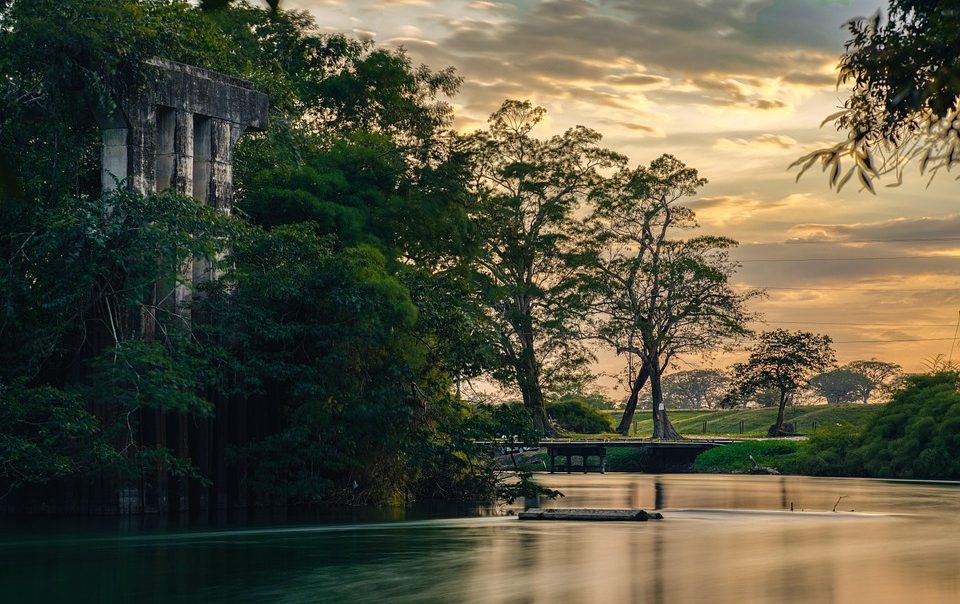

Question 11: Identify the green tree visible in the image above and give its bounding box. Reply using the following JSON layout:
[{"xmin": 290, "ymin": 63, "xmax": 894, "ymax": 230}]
[
  {"xmin": 727, "ymin": 330, "xmax": 835, "ymax": 436},
  {"xmin": 587, "ymin": 155, "xmax": 756, "ymax": 438},
  {"xmin": 467, "ymin": 100, "xmax": 624, "ymax": 435},
  {"xmin": 792, "ymin": 1, "xmax": 960, "ymax": 189}
]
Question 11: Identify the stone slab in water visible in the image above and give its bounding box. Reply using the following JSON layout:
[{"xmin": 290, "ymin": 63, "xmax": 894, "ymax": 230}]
[{"xmin": 518, "ymin": 508, "xmax": 663, "ymax": 521}]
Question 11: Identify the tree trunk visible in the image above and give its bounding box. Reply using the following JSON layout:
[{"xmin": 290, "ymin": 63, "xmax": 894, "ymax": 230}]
[
  {"xmin": 649, "ymin": 355, "xmax": 681, "ymax": 440},
  {"xmin": 771, "ymin": 390, "xmax": 787, "ymax": 436},
  {"xmin": 616, "ymin": 363, "xmax": 650, "ymax": 435},
  {"xmin": 516, "ymin": 339, "xmax": 559, "ymax": 437}
]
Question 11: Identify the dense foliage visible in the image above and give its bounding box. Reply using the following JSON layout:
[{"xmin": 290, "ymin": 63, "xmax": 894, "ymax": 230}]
[
  {"xmin": 0, "ymin": 0, "xmax": 538, "ymax": 508},
  {"xmin": 547, "ymin": 401, "xmax": 612, "ymax": 434}
]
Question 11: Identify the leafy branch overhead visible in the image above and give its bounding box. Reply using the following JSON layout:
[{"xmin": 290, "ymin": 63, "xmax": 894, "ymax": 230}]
[{"xmin": 793, "ymin": 2, "xmax": 960, "ymax": 190}]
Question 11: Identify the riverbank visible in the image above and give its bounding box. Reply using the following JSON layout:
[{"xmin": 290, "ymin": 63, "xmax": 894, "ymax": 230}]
[{"xmin": 604, "ymin": 403, "xmax": 881, "ymax": 437}]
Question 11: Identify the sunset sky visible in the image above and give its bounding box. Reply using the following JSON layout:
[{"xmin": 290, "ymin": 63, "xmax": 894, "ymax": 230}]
[{"xmin": 288, "ymin": 0, "xmax": 960, "ymax": 392}]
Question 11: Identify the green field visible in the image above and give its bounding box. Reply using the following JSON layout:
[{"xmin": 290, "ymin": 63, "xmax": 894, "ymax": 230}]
[{"xmin": 602, "ymin": 404, "xmax": 882, "ymax": 437}]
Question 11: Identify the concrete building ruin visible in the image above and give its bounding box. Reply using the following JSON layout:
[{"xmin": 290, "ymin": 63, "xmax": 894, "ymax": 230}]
[
  {"xmin": 95, "ymin": 60, "xmax": 268, "ymax": 514},
  {"xmin": 100, "ymin": 58, "xmax": 268, "ymax": 203},
  {"xmin": 97, "ymin": 58, "xmax": 269, "ymax": 333}
]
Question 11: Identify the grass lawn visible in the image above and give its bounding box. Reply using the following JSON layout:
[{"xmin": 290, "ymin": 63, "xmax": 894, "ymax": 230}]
[{"xmin": 601, "ymin": 404, "xmax": 881, "ymax": 437}]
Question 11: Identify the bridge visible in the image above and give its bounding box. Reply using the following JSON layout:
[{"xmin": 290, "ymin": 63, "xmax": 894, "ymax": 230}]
[
  {"xmin": 487, "ymin": 437, "xmax": 800, "ymax": 473},
  {"xmin": 540, "ymin": 439, "xmax": 730, "ymax": 473}
]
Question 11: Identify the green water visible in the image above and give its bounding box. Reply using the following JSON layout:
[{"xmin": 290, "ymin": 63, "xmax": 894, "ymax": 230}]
[{"xmin": 3, "ymin": 474, "xmax": 960, "ymax": 603}]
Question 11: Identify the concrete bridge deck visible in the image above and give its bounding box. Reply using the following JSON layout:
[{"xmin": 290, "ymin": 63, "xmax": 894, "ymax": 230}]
[{"xmin": 485, "ymin": 436, "xmax": 803, "ymax": 473}]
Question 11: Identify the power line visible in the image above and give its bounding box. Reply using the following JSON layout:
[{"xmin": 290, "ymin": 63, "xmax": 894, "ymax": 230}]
[
  {"xmin": 774, "ymin": 237, "xmax": 960, "ymax": 245},
  {"xmin": 754, "ymin": 320, "xmax": 958, "ymax": 327},
  {"xmin": 732, "ymin": 284, "xmax": 960, "ymax": 293},
  {"xmin": 736, "ymin": 255, "xmax": 958, "ymax": 263},
  {"xmin": 832, "ymin": 337, "xmax": 958, "ymax": 344}
]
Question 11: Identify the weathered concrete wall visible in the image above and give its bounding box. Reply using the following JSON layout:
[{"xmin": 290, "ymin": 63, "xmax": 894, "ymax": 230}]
[
  {"xmin": 99, "ymin": 58, "xmax": 267, "ymax": 205},
  {"xmin": 94, "ymin": 61, "xmax": 268, "ymax": 515}
]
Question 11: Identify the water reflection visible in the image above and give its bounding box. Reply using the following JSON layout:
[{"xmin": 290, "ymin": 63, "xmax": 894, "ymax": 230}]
[{"xmin": 3, "ymin": 475, "xmax": 960, "ymax": 603}]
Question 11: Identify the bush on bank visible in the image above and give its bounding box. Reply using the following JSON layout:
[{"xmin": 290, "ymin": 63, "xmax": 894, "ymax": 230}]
[
  {"xmin": 547, "ymin": 400, "xmax": 613, "ymax": 434},
  {"xmin": 694, "ymin": 372, "xmax": 960, "ymax": 480}
]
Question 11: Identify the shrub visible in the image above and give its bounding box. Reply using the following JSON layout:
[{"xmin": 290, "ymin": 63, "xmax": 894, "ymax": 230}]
[
  {"xmin": 692, "ymin": 440, "xmax": 803, "ymax": 473},
  {"xmin": 853, "ymin": 372, "xmax": 960, "ymax": 479},
  {"xmin": 547, "ymin": 400, "xmax": 613, "ymax": 434}
]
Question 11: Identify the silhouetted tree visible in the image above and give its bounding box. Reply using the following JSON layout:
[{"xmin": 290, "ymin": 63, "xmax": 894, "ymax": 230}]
[
  {"xmin": 587, "ymin": 155, "xmax": 756, "ymax": 438},
  {"xmin": 845, "ymin": 359, "xmax": 902, "ymax": 403},
  {"xmin": 727, "ymin": 330, "xmax": 835, "ymax": 436},
  {"xmin": 809, "ymin": 368, "xmax": 872, "ymax": 405}
]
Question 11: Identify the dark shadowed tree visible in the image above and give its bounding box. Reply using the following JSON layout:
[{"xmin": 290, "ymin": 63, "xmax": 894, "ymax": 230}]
[
  {"xmin": 727, "ymin": 330, "xmax": 835, "ymax": 436},
  {"xmin": 809, "ymin": 368, "xmax": 873, "ymax": 405},
  {"xmin": 587, "ymin": 155, "xmax": 756, "ymax": 438},
  {"xmin": 662, "ymin": 369, "xmax": 729, "ymax": 409},
  {"xmin": 793, "ymin": 1, "xmax": 960, "ymax": 189},
  {"xmin": 846, "ymin": 359, "xmax": 902, "ymax": 403},
  {"xmin": 467, "ymin": 100, "xmax": 624, "ymax": 435}
]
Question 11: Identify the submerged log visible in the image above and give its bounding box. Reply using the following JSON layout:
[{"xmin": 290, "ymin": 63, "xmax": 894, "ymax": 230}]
[{"xmin": 518, "ymin": 508, "xmax": 663, "ymax": 521}]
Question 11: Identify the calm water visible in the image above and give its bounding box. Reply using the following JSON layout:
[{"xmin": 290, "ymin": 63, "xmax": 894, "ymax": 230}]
[{"xmin": 3, "ymin": 474, "xmax": 960, "ymax": 603}]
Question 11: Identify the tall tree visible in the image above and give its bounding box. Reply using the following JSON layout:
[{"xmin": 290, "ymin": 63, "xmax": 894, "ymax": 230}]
[
  {"xmin": 792, "ymin": 1, "xmax": 960, "ymax": 188},
  {"xmin": 468, "ymin": 100, "xmax": 624, "ymax": 435},
  {"xmin": 588, "ymin": 155, "xmax": 756, "ymax": 438},
  {"xmin": 728, "ymin": 330, "xmax": 835, "ymax": 436}
]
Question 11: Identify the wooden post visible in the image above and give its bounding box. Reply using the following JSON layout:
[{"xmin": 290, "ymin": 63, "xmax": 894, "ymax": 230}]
[
  {"xmin": 549, "ymin": 449, "xmax": 555, "ymax": 474},
  {"xmin": 566, "ymin": 455, "xmax": 572, "ymax": 474},
  {"xmin": 600, "ymin": 452, "xmax": 606, "ymax": 474}
]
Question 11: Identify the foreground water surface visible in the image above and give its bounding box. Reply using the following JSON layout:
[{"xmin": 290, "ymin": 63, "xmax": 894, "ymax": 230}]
[{"xmin": 3, "ymin": 474, "xmax": 960, "ymax": 603}]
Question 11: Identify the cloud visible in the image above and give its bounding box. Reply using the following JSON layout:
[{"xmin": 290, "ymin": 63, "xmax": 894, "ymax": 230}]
[
  {"xmin": 605, "ymin": 73, "xmax": 672, "ymax": 88},
  {"xmin": 787, "ymin": 215, "xmax": 960, "ymax": 248},
  {"xmin": 715, "ymin": 133, "xmax": 799, "ymax": 151},
  {"xmin": 688, "ymin": 192, "xmax": 794, "ymax": 222},
  {"xmin": 752, "ymin": 99, "xmax": 788, "ymax": 110},
  {"xmin": 379, "ymin": 0, "xmax": 852, "ymax": 129}
]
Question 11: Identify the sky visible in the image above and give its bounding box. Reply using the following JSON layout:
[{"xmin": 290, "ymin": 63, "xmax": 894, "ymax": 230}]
[{"xmin": 284, "ymin": 0, "xmax": 960, "ymax": 393}]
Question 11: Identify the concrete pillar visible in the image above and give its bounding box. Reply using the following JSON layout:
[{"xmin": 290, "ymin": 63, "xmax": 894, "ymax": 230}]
[
  {"xmin": 173, "ymin": 110, "xmax": 194, "ymax": 196},
  {"xmin": 209, "ymin": 118, "xmax": 238, "ymax": 212},
  {"xmin": 123, "ymin": 99, "xmax": 157, "ymax": 195},
  {"xmin": 192, "ymin": 116, "xmax": 211, "ymax": 204},
  {"xmin": 101, "ymin": 128, "xmax": 128, "ymax": 191},
  {"xmin": 192, "ymin": 116, "xmax": 213, "ymax": 286},
  {"xmin": 155, "ymin": 107, "xmax": 176, "ymax": 192}
]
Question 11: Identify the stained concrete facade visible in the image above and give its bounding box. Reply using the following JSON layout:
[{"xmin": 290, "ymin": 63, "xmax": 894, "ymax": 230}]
[
  {"xmin": 98, "ymin": 58, "xmax": 268, "ymax": 333},
  {"xmin": 98, "ymin": 60, "xmax": 268, "ymax": 515},
  {"xmin": 100, "ymin": 58, "xmax": 268, "ymax": 204}
]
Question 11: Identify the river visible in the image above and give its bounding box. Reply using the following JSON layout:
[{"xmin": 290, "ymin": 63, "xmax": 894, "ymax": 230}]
[{"xmin": 3, "ymin": 474, "xmax": 960, "ymax": 603}]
